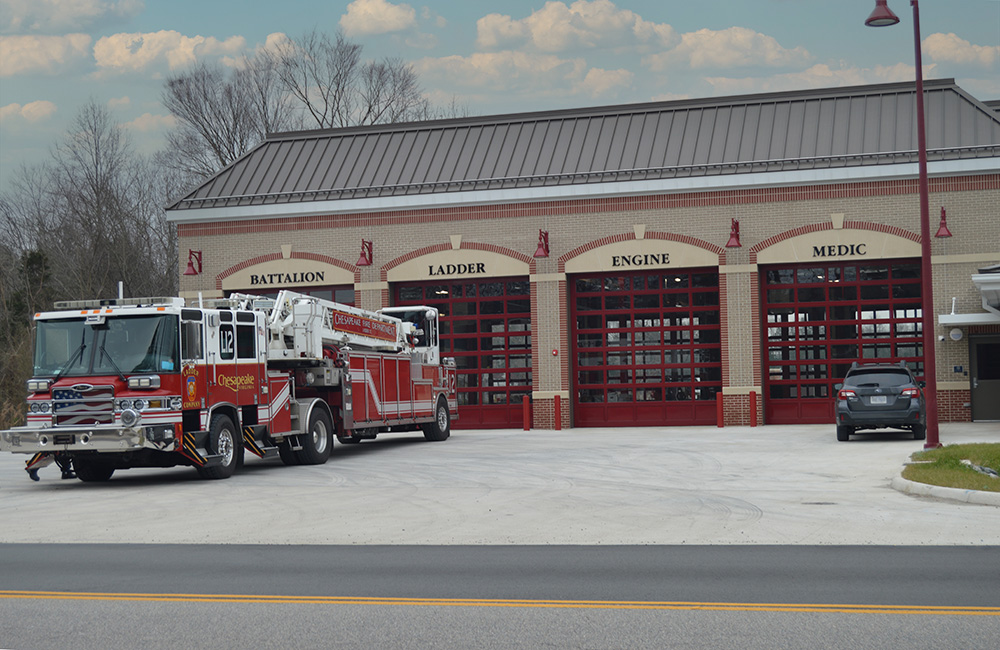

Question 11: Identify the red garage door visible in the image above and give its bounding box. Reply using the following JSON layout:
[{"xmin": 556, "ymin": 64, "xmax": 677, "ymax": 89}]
[
  {"xmin": 395, "ymin": 279, "xmax": 531, "ymax": 429},
  {"xmin": 571, "ymin": 269, "xmax": 722, "ymax": 427},
  {"xmin": 763, "ymin": 260, "xmax": 924, "ymax": 424}
]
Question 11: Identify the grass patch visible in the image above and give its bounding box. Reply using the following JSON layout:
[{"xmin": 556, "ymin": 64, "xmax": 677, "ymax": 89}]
[{"xmin": 902, "ymin": 443, "xmax": 1000, "ymax": 493}]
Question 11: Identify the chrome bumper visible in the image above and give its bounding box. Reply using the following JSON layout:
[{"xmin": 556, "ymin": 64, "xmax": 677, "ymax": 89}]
[{"xmin": 0, "ymin": 423, "xmax": 177, "ymax": 454}]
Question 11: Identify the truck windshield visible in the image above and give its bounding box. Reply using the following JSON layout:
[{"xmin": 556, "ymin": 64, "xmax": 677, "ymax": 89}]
[{"xmin": 33, "ymin": 314, "xmax": 180, "ymax": 377}]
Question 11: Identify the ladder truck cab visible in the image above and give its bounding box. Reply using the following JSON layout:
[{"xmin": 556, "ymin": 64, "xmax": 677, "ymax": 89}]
[{"xmin": 0, "ymin": 291, "xmax": 457, "ymax": 482}]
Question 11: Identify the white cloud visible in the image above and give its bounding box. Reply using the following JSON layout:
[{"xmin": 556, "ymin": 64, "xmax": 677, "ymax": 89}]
[
  {"xmin": 340, "ymin": 0, "xmax": 416, "ymax": 36},
  {"xmin": 108, "ymin": 96, "xmax": 130, "ymax": 109},
  {"xmin": 645, "ymin": 27, "xmax": 811, "ymax": 71},
  {"xmin": 0, "ymin": 34, "xmax": 91, "ymax": 76},
  {"xmin": 123, "ymin": 112, "xmax": 176, "ymax": 132},
  {"xmin": 93, "ymin": 30, "xmax": 246, "ymax": 74},
  {"xmin": 2, "ymin": 0, "xmax": 143, "ymax": 34},
  {"xmin": 0, "ymin": 100, "xmax": 57, "ymax": 124},
  {"xmin": 477, "ymin": 0, "xmax": 677, "ymax": 53},
  {"xmin": 575, "ymin": 67, "xmax": 633, "ymax": 97},
  {"xmin": 704, "ymin": 63, "xmax": 922, "ymax": 96},
  {"xmin": 923, "ymin": 33, "xmax": 999, "ymax": 68},
  {"xmin": 415, "ymin": 50, "xmax": 630, "ymax": 101}
]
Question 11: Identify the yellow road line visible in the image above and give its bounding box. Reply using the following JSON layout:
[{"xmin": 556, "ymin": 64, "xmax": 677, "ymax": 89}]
[{"xmin": 1, "ymin": 591, "xmax": 997, "ymax": 616}]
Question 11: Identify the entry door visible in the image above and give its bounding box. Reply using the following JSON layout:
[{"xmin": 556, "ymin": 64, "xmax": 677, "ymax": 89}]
[{"xmin": 970, "ymin": 336, "xmax": 1000, "ymax": 420}]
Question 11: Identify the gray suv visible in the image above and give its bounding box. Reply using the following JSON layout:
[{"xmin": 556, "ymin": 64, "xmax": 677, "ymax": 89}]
[{"xmin": 835, "ymin": 362, "xmax": 926, "ymax": 441}]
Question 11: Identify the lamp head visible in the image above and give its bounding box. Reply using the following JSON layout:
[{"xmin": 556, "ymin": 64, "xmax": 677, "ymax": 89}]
[{"xmin": 865, "ymin": 0, "xmax": 900, "ymax": 27}]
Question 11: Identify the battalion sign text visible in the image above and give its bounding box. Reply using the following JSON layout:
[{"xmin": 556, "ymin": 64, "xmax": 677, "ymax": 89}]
[
  {"xmin": 812, "ymin": 244, "xmax": 867, "ymax": 258},
  {"xmin": 250, "ymin": 271, "xmax": 325, "ymax": 286}
]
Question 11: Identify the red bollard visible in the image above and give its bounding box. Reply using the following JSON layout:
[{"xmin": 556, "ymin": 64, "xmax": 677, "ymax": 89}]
[
  {"xmin": 749, "ymin": 391, "xmax": 758, "ymax": 427},
  {"xmin": 717, "ymin": 394, "xmax": 724, "ymax": 428},
  {"xmin": 554, "ymin": 394, "xmax": 562, "ymax": 431},
  {"xmin": 522, "ymin": 398, "xmax": 530, "ymax": 431}
]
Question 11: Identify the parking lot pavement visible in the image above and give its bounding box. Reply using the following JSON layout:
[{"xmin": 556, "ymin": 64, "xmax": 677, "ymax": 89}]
[{"xmin": 0, "ymin": 423, "xmax": 996, "ymax": 545}]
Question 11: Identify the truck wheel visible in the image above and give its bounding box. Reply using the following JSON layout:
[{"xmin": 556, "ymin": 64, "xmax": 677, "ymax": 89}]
[
  {"xmin": 836, "ymin": 425, "xmax": 852, "ymax": 442},
  {"xmin": 424, "ymin": 397, "xmax": 451, "ymax": 442},
  {"xmin": 297, "ymin": 408, "xmax": 332, "ymax": 464},
  {"xmin": 197, "ymin": 414, "xmax": 240, "ymax": 480},
  {"xmin": 912, "ymin": 423, "xmax": 926, "ymax": 440},
  {"xmin": 74, "ymin": 458, "xmax": 115, "ymax": 482}
]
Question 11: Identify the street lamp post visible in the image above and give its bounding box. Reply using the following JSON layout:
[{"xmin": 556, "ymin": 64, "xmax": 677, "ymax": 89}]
[{"xmin": 865, "ymin": 0, "xmax": 940, "ymax": 448}]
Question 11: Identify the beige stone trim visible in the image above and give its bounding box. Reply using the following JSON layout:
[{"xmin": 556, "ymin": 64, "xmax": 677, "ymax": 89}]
[
  {"xmin": 532, "ymin": 390, "xmax": 571, "ymax": 399},
  {"xmin": 356, "ymin": 281, "xmax": 389, "ymax": 291},
  {"xmin": 387, "ymin": 249, "xmax": 529, "ymax": 282},
  {"xmin": 530, "ymin": 273, "xmax": 567, "ymax": 283},
  {"xmin": 937, "ymin": 381, "xmax": 971, "ymax": 390},
  {"xmin": 756, "ymin": 228, "xmax": 920, "ymax": 264},
  {"xmin": 450, "ymin": 234, "xmax": 462, "ymax": 250},
  {"xmin": 931, "ymin": 252, "xmax": 1000, "ymax": 265},
  {"xmin": 564, "ymin": 239, "xmax": 718, "ymax": 273},
  {"xmin": 831, "ymin": 213, "xmax": 845, "ymax": 229},
  {"xmin": 222, "ymin": 257, "xmax": 354, "ymax": 292},
  {"xmin": 719, "ymin": 264, "xmax": 758, "ymax": 274},
  {"xmin": 722, "ymin": 386, "xmax": 763, "ymax": 395},
  {"xmin": 634, "ymin": 224, "xmax": 646, "ymax": 240}
]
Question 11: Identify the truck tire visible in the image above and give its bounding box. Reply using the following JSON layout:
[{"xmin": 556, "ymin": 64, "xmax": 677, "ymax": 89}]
[
  {"xmin": 197, "ymin": 414, "xmax": 240, "ymax": 480},
  {"xmin": 836, "ymin": 425, "xmax": 852, "ymax": 442},
  {"xmin": 296, "ymin": 408, "xmax": 332, "ymax": 464},
  {"xmin": 424, "ymin": 397, "xmax": 451, "ymax": 442},
  {"xmin": 74, "ymin": 458, "xmax": 115, "ymax": 482}
]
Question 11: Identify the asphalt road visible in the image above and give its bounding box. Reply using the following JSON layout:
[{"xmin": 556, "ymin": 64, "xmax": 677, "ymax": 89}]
[
  {"xmin": 1, "ymin": 423, "xmax": 998, "ymax": 545},
  {"xmin": 1, "ymin": 423, "xmax": 998, "ymax": 648},
  {"xmin": 1, "ymin": 545, "xmax": 998, "ymax": 649}
]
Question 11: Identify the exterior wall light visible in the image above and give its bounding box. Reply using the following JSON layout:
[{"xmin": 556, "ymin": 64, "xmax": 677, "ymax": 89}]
[
  {"xmin": 183, "ymin": 250, "xmax": 202, "ymax": 276},
  {"xmin": 356, "ymin": 239, "xmax": 373, "ymax": 267},
  {"xmin": 534, "ymin": 230, "xmax": 550, "ymax": 258},
  {"xmin": 726, "ymin": 219, "xmax": 742, "ymax": 248}
]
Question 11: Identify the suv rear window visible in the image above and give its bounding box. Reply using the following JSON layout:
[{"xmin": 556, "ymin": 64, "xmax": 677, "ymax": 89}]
[{"xmin": 844, "ymin": 370, "xmax": 911, "ymax": 387}]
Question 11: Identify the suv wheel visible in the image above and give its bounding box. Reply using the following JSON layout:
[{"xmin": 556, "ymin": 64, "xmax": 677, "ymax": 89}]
[{"xmin": 836, "ymin": 425, "xmax": 853, "ymax": 442}]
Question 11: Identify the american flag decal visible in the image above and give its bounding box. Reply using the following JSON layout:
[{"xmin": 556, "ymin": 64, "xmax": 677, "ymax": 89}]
[{"xmin": 53, "ymin": 385, "xmax": 115, "ymax": 426}]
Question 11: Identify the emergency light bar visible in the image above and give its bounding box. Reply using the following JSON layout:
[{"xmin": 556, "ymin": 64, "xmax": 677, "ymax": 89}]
[{"xmin": 54, "ymin": 297, "xmax": 185, "ymax": 310}]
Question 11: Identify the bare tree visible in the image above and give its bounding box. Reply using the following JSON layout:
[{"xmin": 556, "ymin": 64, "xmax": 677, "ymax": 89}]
[
  {"xmin": 269, "ymin": 30, "xmax": 429, "ymax": 129},
  {"xmin": 1, "ymin": 102, "xmax": 176, "ymax": 301},
  {"xmin": 161, "ymin": 55, "xmax": 301, "ymax": 179}
]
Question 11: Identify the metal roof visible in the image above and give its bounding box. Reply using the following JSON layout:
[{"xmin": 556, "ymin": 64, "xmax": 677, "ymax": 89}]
[{"xmin": 167, "ymin": 79, "xmax": 1000, "ymax": 212}]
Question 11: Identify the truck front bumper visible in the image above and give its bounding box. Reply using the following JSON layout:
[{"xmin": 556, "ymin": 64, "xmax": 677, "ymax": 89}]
[{"xmin": 0, "ymin": 423, "xmax": 178, "ymax": 454}]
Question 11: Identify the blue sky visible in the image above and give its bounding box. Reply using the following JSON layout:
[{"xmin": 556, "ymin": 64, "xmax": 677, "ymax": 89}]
[{"xmin": 1, "ymin": 0, "xmax": 998, "ymax": 191}]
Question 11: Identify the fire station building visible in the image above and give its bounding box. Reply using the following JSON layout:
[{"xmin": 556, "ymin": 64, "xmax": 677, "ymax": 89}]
[{"xmin": 166, "ymin": 79, "xmax": 1000, "ymax": 430}]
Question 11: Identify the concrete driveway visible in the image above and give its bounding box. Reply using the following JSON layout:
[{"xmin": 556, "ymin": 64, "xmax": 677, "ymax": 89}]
[{"xmin": 0, "ymin": 422, "xmax": 996, "ymax": 545}]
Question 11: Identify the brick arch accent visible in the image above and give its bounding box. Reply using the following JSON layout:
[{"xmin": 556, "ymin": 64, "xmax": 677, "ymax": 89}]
[
  {"xmin": 379, "ymin": 242, "xmax": 536, "ymax": 281},
  {"xmin": 558, "ymin": 230, "xmax": 725, "ymax": 273},
  {"xmin": 749, "ymin": 221, "xmax": 920, "ymax": 263},
  {"xmin": 215, "ymin": 252, "xmax": 359, "ymax": 290}
]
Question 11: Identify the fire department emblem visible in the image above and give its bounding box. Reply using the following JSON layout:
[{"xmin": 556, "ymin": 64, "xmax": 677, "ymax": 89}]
[{"xmin": 186, "ymin": 376, "xmax": 197, "ymax": 402}]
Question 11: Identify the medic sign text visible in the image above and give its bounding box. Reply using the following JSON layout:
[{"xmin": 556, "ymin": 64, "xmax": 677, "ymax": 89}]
[{"xmin": 812, "ymin": 243, "xmax": 867, "ymax": 258}]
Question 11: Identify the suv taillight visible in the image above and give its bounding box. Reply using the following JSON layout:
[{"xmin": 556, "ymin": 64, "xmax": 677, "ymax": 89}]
[
  {"xmin": 838, "ymin": 389, "xmax": 857, "ymax": 400},
  {"xmin": 901, "ymin": 387, "xmax": 920, "ymax": 398}
]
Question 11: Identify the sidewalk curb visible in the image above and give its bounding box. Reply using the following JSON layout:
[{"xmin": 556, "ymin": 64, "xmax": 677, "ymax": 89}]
[{"xmin": 891, "ymin": 474, "xmax": 1000, "ymax": 506}]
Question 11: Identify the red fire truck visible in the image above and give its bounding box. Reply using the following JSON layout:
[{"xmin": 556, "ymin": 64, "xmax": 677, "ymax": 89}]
[{"xmin": 0, "ymin": 291, "xmax": 457, "ymax": 481}]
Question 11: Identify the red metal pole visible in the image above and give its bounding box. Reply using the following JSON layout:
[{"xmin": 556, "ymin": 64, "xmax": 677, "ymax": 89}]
[
  {"xmin": 522, "ymin": 397, "xmax": 530, "ymax": 431},
  {"xmin": 749, "ymin": 391, "xmax": 757, "ymax": 427},
  {"xmin": 717, "ymin": 394, "xmax": 724, "ymax": 428},
  {"xmin": 554, "ymin": 395, "xmax": 562, "ymax": 430},
  {"xmin": 910, "ymin": 0, "xmax": 940, "ymax": 448}
]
